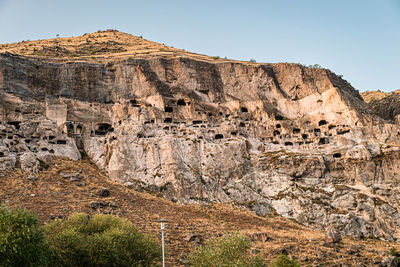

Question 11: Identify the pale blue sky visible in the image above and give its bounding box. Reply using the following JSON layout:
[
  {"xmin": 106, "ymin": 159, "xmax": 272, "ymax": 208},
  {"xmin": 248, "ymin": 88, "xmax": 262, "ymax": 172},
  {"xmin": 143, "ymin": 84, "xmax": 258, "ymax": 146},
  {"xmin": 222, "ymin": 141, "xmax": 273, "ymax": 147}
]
[{"xmin": 0, "ymin": 0, "xmax": 399, "ymax": 92}]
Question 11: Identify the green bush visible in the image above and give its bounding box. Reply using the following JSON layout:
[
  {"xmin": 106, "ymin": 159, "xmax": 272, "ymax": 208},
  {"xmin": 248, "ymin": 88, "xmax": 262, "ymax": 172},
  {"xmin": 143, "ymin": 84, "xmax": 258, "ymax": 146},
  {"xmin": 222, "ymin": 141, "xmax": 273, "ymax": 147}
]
[
  {"xmin": 0, "ymin": 205, "xmax": 48, "ymax": 267},
  {"xmin": 268, "ymin": 254, "xmax": 300, "ymax": 267},
  {"xmin": 390, "ymin": 247, "xmax": 400, "ymax": 257},
  {"xmin": 44, "ymin": 213, "xmax": 161, "ymax": 267},
  {"xmin": 188, "ymin": 232, "xmax": 265, "ymax": 267}
]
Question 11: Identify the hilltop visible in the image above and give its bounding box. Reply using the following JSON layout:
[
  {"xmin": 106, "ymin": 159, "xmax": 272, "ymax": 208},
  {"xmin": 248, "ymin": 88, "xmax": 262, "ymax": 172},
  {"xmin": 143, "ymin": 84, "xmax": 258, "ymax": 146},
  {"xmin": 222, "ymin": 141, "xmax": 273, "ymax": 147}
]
[
  {"xmin": 361, "ymin": 90, "xmax": 400, "ymax": 121},
  {"xmin": 0, "ymin": 29, "xmax": 236, "ymax": 63}
]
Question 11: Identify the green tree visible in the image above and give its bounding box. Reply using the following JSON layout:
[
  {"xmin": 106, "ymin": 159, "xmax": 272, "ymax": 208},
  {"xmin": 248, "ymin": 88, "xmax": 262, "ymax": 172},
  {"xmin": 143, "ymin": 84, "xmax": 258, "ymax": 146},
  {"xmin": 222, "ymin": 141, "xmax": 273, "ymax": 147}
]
[
  {"xmin": 0, "ymin": 205, "xmax": 48, "ymax": 267},
  {"xmin": 188, "ymin": 232, "xmax": 265, "ymax": 267},
  {"xmin": 44, "ymin": 213, "xmax": 161, "ymax": 267}
]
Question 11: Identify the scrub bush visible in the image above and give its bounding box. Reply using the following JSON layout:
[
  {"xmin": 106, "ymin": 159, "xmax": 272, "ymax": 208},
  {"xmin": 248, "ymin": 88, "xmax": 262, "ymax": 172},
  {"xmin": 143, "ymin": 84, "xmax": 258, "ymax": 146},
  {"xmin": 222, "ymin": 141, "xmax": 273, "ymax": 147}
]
[
  {"xmin": 44, "ymin": 213, "xmax": 161, "ymax": 267},
  {"xmin": 0, "ymin": 205, "xmax": 48, "ymax": 267},
  {"xmin": 188, "ymin": 232, "xmax": 265, "ymax": 267}
]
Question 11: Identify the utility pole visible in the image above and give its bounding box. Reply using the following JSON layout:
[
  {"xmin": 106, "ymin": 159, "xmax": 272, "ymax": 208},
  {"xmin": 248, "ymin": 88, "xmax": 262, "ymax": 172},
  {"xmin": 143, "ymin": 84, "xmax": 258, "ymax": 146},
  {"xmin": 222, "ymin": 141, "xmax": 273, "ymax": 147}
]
[{"xmin": 157, "ymin": 219, "xmax": 168, "ymax": 267}]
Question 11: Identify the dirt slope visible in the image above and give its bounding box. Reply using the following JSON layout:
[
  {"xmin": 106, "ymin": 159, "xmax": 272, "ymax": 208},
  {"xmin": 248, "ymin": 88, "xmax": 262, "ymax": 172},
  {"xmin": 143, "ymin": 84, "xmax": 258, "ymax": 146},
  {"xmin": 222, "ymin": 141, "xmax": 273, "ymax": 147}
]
[{"xmin": 0, "ymin": 157, "xmax": 398, "ymax": 266}]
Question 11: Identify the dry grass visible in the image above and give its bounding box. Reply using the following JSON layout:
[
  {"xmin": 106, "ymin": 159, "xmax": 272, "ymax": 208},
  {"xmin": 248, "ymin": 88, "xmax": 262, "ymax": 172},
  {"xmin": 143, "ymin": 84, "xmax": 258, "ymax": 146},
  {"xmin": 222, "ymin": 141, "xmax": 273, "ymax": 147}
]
[
  {"xmin": 361, "ymin": 91, "xmax": 390, "ymax": 103},
  {"xmin": 0, "ymin": 157, "xmax": 398, "ymax": 266},
  {"xmin": 0, "ymin": 30, "xmax": 246, "ymax": 64}
]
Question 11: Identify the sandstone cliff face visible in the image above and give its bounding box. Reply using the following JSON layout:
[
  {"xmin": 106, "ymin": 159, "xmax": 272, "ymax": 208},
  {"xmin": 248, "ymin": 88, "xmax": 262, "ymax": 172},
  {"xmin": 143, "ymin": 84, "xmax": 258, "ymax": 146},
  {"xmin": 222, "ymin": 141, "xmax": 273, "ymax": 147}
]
[{"xmin": 1, "ymin": 42, "xmax": 400, "ymax": 241}]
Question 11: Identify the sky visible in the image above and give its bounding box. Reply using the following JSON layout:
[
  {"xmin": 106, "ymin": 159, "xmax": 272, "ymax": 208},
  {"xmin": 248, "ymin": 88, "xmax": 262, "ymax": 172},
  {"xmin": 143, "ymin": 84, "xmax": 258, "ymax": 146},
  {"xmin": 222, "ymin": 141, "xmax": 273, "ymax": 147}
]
[{"xmin": 0, "ymin": 0, "xmax": 399, "ymax": 92}]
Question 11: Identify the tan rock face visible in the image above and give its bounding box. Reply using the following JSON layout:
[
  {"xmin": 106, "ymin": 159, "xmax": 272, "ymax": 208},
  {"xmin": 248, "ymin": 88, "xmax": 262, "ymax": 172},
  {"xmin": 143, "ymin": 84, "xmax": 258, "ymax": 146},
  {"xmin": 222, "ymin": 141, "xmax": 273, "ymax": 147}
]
[
  {"xmin": 362, "ymin": 90, "xmax": 400, "ymax": 121},
  {"xmin": 1, "ymin": 49, "xmax": 400, "ymax": 241}
]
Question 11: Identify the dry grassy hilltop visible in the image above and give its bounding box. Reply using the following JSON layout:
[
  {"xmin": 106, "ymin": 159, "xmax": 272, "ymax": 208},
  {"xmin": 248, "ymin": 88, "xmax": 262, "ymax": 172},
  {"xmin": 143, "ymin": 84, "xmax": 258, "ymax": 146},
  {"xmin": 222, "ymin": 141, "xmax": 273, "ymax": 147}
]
[
  {"xmin": 0, "ymin": 30, "xmax": 238, "ymax": 63},
  {"xmin": 361, "ymin": 90, "xmax": 391, "ymax": 103},
  {"xmin": 361, "ymin": 90, "xmax": 400, "ymax": 121},
  {"xmin": 1, "ymin": 30, "xmax": 400, "ymax": 266}
]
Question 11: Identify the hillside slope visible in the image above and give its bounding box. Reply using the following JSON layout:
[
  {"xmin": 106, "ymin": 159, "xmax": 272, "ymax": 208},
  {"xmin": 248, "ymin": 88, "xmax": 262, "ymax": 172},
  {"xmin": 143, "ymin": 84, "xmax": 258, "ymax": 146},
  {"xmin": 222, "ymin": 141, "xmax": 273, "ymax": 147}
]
[{"xmin": 1, "ymin": 158, "xmax": 399, "ymax": 266}]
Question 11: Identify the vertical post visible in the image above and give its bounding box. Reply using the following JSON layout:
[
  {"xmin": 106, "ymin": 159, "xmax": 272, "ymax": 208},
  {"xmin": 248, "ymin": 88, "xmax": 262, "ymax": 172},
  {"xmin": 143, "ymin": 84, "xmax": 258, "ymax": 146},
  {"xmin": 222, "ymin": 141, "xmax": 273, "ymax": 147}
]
[
  {"xmin": 158, "ymin": 219, "xmax": 167, "ymax": 267},
  {"xmin": 161, "ymin": 222, "xmax": 165, "ymax": 267}
]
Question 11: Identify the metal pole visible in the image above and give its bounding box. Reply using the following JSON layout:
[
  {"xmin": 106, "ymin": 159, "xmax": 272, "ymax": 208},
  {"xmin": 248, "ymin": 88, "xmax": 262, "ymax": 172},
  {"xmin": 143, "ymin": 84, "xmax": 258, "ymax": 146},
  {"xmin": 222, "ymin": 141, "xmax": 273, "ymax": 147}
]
[
  {"xmin": 158, "ymin": 219, "xmax": 167, "ymax": 267},
  {"xmin": 161, "ymin": 222, "xmax": 165, "ymax": 267}
]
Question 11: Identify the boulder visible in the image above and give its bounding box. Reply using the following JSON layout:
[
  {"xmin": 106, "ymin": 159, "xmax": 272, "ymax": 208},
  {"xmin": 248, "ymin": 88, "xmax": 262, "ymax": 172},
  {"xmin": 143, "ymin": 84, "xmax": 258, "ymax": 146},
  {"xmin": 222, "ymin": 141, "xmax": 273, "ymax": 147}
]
[
  {"xmin": 19, "ymin": 152, "xmax": 39, "ymax": 173},
  {"xmin": 325, "ymin": 228, "xmax": 342, "ymax": 243},
  {"xmin": 96, "ymin": 188, "xmax": 110, "ymax": 197}
]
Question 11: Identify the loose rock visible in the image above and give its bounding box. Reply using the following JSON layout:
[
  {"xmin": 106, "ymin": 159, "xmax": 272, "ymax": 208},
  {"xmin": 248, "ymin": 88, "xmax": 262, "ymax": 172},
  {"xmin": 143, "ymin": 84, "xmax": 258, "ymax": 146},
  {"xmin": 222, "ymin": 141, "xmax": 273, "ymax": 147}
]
[
  {"xmin": 325, "ymin": 229, "xmax": 342, "ymax": 244},
  {"xmin": 96, "ymin": 188, "xmax": 110, "ymax": 197}
]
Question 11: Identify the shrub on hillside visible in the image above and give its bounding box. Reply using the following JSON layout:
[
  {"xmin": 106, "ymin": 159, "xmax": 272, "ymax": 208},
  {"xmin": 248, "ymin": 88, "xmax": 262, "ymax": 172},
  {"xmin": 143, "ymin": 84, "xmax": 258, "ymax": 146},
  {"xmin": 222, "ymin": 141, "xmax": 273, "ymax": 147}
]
[
  {"xmin": 44, "ymin": 213, "xmax": 161, "ymax": 267},
  {"xmin": 0, "ymin": 205, "xmax": 48, "ymax": 267},
  {"xmin": 268, "ymin": 254, "xmax": 300, "ymax": 267},
  {"xmin": 188, "ymin": 232, "xmax": 265, "ymax": 267}
]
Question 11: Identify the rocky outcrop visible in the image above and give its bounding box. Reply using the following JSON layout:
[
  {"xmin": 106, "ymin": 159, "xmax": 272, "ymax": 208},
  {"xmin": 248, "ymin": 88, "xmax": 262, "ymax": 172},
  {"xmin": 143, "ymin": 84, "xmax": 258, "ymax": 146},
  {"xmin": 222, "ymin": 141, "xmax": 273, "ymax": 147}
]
[
  {"xmin": 362, "ymin": 90, "xmax": 400, "ymax": 121},
  {"xmin": 1, "ymin": 34, "xmax": 400, "ymax": 241}
]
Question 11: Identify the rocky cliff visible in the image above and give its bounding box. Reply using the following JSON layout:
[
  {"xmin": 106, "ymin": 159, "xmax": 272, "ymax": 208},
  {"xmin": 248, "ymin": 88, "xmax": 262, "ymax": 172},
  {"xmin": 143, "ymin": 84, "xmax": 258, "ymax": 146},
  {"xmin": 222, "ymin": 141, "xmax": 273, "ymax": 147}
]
[
  {"xmin": 362, "ymin": 90, "xmax": 400, "ymax": 122},
  {"xmin": 2, "ymin": 30, "xmax": 400, "ymax": 241}
]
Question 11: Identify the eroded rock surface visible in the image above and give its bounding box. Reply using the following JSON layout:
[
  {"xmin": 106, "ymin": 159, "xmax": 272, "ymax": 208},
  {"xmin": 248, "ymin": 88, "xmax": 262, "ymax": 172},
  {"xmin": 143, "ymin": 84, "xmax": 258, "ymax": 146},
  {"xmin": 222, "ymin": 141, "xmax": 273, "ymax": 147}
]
[
  {"xmin": 2, "ymin": 33, "xmax": 400, "ymax": 241},
  {"xmin": 362, "ymin": 89, "xmax": 400, "ymax": 121}
]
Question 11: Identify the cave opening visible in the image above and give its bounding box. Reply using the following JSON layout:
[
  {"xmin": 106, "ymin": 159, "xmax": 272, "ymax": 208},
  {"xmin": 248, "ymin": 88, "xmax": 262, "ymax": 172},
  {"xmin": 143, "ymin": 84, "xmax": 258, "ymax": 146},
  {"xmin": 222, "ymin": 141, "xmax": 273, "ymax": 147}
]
[
  {"xmin": 215, "ymin": 134, "xmax": 224, "ymax": 139},
  {"xmin": 129, "ymin": 99, "xmax": 140, "ymax": 107},
  {"xmin": 95, "ymin": 123, "xmax": 114, "ymax": 136},
  {"xmin": 76, "ymin": 125, "xmax": 83, "ymax": 135},
  {"xmin": 67, "ymin": 123, "xmax": 74, "ymax": 136},
  {"xmin": 337, "ymin": 129, "xmax": 350, "ymax": 135},
  {"xmin": 319, "ymin": 137, "xmax": 329, "ymax": 145},
  {"xmin": 319, "ymin": 120, "xmax": 328, "ymax": 126},
  {"xmin": 7, "ymin": 121, "xmax": 21, "ymax": 130},
  {"xmin": 333, "ymin": 153, "xmax": 342, "ymax": 158},
  {"xmin": 164, "ymin": 107, "xmax": 173, "ymax": 113},
  {"xmin": 177, "ymin": 99, "xmax": 186, "ymax": 106}
]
